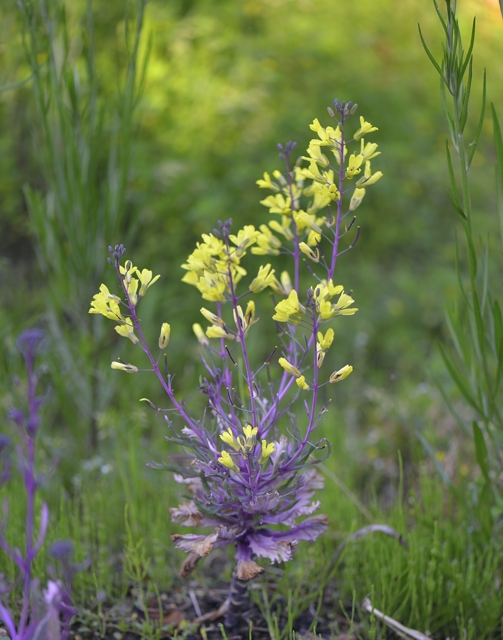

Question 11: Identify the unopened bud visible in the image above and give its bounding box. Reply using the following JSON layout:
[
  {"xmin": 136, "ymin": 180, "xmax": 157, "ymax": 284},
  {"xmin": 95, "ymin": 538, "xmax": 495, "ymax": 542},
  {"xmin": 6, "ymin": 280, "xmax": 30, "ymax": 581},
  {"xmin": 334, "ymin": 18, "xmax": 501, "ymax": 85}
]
[
  {"xmin": 159, "ymin": 323, "xmax": 171, "ymax": 349},
  {"xmin": 111, "ymin": 361, "xmax": 138, "ymax": 373},
  {"xmin": 329, "ymin": 365, "xmax": 353, "ymax": 383},
  {"xmin": 192, "ymin": 323, "xmax": 209, "ymax": 346}
]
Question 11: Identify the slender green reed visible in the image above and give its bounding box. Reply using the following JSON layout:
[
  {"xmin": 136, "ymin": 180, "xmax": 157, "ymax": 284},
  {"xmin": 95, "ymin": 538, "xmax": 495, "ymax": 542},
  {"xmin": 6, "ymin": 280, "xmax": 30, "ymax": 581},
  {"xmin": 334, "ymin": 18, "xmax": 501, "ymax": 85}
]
[
  {"xmin": 17, "ymin": 0, "xmax": 149, "ymax": 455},
  {"xmin": 419, "ymin": 0, "xmax": 503, "ymax": 536}
]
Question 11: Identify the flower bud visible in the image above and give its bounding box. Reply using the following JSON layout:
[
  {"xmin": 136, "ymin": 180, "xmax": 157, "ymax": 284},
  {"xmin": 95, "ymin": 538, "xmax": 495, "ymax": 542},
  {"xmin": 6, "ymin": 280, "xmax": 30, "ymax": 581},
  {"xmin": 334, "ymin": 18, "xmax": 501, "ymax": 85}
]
[
  {"xmin": 192, "ymin": 323, "xmax": 209, "ymax": 346},
  {"xmin": 329, "ymin": 365, "xmax": 353, "ymax": 383},
  {"xmin": 111, "ymin": 361, "xmax": 139, "ymax": 373},
  {"xmin": 278, "ymin": 357, "xmax": 301, "ymax": 378},
  {"xmin": 158, "ymin": 323, "xmax": 171, "ymax": 349}
]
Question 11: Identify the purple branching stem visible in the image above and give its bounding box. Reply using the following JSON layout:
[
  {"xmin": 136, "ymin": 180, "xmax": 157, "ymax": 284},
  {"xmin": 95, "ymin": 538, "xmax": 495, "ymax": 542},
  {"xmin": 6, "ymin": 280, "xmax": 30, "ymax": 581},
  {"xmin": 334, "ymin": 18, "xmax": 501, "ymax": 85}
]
[
  {"xmin": 216, "ymin": 302, "xmax": 227, "ymax": 360},
  {"xmin": 115, "ymin": 262, "xmax": 206, "ymax": 445},
  {"xmin": 282, "ymin": 145, "xmax": 301, "ymax": 295},
  {"xmin": 0, "ymin": 601, "xmax": 16, "ymax": 640},
  {"xmin": 18, "ymin": 350, "xmax": 38, "ymax": 637},
  {"xmin": 279, "ymin": 313, "xmax": 319, "ymax": 473},
  {"xmin": 227, "ymin": 262, "xmax": 258, "ymax": 432},
  {"xmin": 328, "ymin": 115, "xmax": 346, "ymax": 281}
]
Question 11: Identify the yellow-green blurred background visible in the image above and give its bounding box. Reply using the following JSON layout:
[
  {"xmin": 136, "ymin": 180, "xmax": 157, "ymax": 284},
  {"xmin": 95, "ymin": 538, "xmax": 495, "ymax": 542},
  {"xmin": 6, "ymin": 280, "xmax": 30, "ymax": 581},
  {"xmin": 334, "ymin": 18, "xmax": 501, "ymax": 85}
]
[{"xmin": 1, "ymin": 0, "xmax": 502, "ymax": 475}]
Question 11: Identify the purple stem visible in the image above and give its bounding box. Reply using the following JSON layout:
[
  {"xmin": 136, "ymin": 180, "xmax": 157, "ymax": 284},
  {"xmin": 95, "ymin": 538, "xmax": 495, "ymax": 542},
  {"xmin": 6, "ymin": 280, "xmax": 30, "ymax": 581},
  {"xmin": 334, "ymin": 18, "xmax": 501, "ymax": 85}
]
[
  {"xmin": 116, "ymin": 265, "xmax": 207, "ymax": 446},
  {"xmin": 18, "ymin": 352, "xmax": 38, "ymax": 637},
  {"xmin": 227, "ymin": 263, "xmax": 258, "ymax": 431},
  {"xmin": 328, "ymin": 115, "xmax": 346, "ymax": 281}
]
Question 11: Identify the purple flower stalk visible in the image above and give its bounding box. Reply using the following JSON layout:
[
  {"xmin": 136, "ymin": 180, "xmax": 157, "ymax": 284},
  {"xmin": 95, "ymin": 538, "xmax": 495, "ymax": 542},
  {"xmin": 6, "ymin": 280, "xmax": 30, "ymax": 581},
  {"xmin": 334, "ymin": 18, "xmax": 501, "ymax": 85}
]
[
  {"xmin": 0, "ymin": 330, "xmax": 76, "ymax": 640},
  {"xmin": 90, "ymin": 101, "xmax": 382, "ymax": 627}
]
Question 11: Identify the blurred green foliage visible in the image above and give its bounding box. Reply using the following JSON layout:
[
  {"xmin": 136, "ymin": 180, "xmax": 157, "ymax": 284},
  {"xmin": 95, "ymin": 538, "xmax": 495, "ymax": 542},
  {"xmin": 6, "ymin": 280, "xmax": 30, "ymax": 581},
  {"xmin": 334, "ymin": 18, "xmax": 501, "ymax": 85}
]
[{"xmin": 1, "ymin": 0, "xmax": 502, "ymax": 472}]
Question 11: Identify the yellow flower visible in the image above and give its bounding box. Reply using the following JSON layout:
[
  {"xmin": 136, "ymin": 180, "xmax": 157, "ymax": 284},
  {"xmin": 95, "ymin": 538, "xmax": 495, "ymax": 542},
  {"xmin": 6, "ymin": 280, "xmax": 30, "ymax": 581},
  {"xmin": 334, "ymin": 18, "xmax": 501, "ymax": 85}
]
[
  {"xmin": 303, "ymin": 141, "xmax": 330, "ymax": 167},
  {"xmin": 293, "ymin": 210, "xmax": 322, "ymax": 233},
  {"xmin": 299, "ymin": 242, "xmax": 320, "ymax": 262},
  {"xmin": 272, "ymin": 290, "xmax": 306, "ymax": 325},
  {"xmin": 198, "ymin": 271, "xmax": 228, "ymax": 302},
  {"xmin": 256, "ymin": 171, "xmax": 278, "ymax": 190},
  {"xmin": 89, "ymin": 284, "xmax": 124, "ymax": 321},
  {"xmin": 206, "ymin": 325, "xmax": 234, "ymax": 340},
  {"xmin": 329, "ymin": 365, "xmax": 353, "ymax": 383},
  {"xmin": 158, "ymin": 323, "xmax": 171, "ymax": 349},
  {"xmin": 317, "ymin": 328, "xmax": 334, "ymax": 351},
  {"xmin": 251, "ymin": 225, "xmax": 282, "ymax": 256},
  {"xmin": 127, "ymin": 277, "xmax": 139, "ymax": 306},
  {"xmin": 345, "ymin": 154, "xmax": 364, "ymax": 179},
  {"xmin": 220, "ymin": 428, "xmax": 240, "ymax": 451},
  {"xmin": 258, "ymin": 440, "xmax": 275, "ymax": 464},
  {"xmin": 350, "ymin": 187, "xmax": 366, "ymax": 211},
  {"xmin": 356, "ymin": 161, "xmax": 383, "ymax": 187},
  {"xmin": 359, "ymin": 139, "xmax": 380, "ymax": 162},
  {"xmin": 218, "ymin": 450, "xmax": 240, "ymax": 472},
  {"xmin": 229, "ymin": 225, "xmax": 260, "ymax": 255},
  {"xmin": 278, "ymin": 357, "xmax": 301, "ymax": 378},
  {"xmin": 354, "ymin": 116, "xmax": 378, "ymax": 140},
  {"xmin": 250, "ymin": 264, "xmax": 278, "ymax": 293},
  {"xmin": 242, "ymin": 425, "xmax": 258, "ymax": 440},
  {"xmin": 192, "ymin": 323, "xmax": 209, "ymax": 346},
  {"xmin": 138, "ymin": 269, "xmax": 161, "ymax": 297},
  {"xmin": 299, "ymin": 160, "xmax": 325, "ymax": 183},
  {"xmin": 295, "ymin": 375, "xmax": 310, "ymax": 390},
  {"xmin": 200, "ymin": 307, "xmax": 224, "ymax": 327},
  {"xmin": 333, "ymin": 292, "xmax": 358, "ymax": 316},
  {"xmin": 259, "ymin": 194, "xmax": 292, "ymax": 215},
  {"xmin": 111, "ymin": 361, "xmax": 138, "ymax": 373},
  {"xmin": 114, "ymin": 318, "xmax": 139, "ymax": 344},
  {"xmin": 269, "ymin": 217, "xmax": 293, "ymax": 240},
  {"xmin": 237, "ymin": 425, "xmax": 258, "ymax": 455}
]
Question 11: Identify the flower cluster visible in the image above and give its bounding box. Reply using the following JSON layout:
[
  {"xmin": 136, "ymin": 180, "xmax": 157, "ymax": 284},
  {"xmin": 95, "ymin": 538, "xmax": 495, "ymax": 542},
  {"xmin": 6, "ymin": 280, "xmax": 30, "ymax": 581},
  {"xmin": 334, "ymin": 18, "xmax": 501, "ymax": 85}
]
[{"xmin": 90, "ymin": 100, "xmax": 382, "ymax": 624}]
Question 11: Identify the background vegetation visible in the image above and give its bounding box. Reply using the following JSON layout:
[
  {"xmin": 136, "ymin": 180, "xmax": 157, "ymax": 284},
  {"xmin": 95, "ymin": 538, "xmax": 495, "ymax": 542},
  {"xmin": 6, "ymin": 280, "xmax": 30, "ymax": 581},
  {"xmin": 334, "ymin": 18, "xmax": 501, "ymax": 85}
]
[{"xmin": 1, "ymin": 0, "xmax": 503, "ymax": 637}]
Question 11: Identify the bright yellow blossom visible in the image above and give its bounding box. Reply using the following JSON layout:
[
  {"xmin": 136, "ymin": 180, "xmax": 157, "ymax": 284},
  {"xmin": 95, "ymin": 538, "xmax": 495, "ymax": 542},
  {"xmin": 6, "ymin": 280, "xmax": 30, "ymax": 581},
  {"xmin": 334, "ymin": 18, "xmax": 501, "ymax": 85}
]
[
  {"xmin": 256, "ymin": 172, "xmax": 279, "ymax": 191},
  {"xmin": 206, "ymin": 325, "xmax": 234, "ymax": 340},
  {"xmin": 299, "ymin": 242, "xmax": 320, "ymax": 262},
  {"xmin": 329, "ymin": 365, "xmax": 353, "ymax": 383},
  {"xmin": 89, "ymin": 284, "xmax": 124, "ymax": 321},
  {"xmin": 317, "ymin": 328, "xmax": 334, "ymax": 351},
  {"xmin": 272, "ymin": 290, "xmax": 306, "ymax": 325},
  {"xmin": 295, "ymin": 375, "xmax": 310, "ymax": 390},
  {"xmin": 220, "ymin": 428, "xmax": 240, "ymax": 451},
  {"xmin": 114, "ymin": 318, "xmax": 139, "ymax": 344},
  {"xmin": 250, "ymin": 264, "xmax": 278, "ymax": 293},
  {"xmin": 269, "ymin": 217, "xmax": 293, "ymax": 240},
  {"xmin": 356, "ymin": 161, "xmax": 383, "ymax": 187},
  {"xmin": 258, "ymin": 440, "xmax": 275, "ymax": 464},
  {"xmin": 350, "ymin": 188, "xmax": 366, "ymax": 211},
  {"xmin": 354, "ymin": 116, "xmax": 378, "ymax": 140},
  {"xmin": 192, "ymin": 323, "xmax": 209, "ymax": 346},
  {"xmin": 303, "ymin": 141, "xmax": 330, "ymax": 167},
  {"xmin": 218, "ymin": 450, "xmax": 240, "ymax": 472},
  {"xmin": 200, "ymin": 307, "xmax": 224, "ymax": 327},
  {"xmin": 237, "ymin": 425, "xmax": 258, "ymax": 455},
  {"xmin": 278, "ymin": 357, "xmax": 301, "ymax": 378},
  {"xmin": 251, "ymin": 225, "xmax": 282, "ymax": 256},
  {"xmin": 293, "ymin": 210, "xmax": 322, "ymax": 233},
  {"xmin": 359, "ymin": 139, "xmax": 380, "ymax": 162},
  {"xmin": 127, "ymin": 277, "xmax": 139, "ymax": 306},
  {"xmin": 229, "ymin": 225, "xmax": 260, "ymax": 255},
  {"xmin": 138, "ymin": 269, "xmax": 160, "ymax": 297},
  {"xmin": 259, "ymin": 194, "xmax": 292, "ymax": 215},
  {"xmin": 333, "ymin": 292, "xmax": 358, "ymax": 316},
  {"xmin": 345, "ymin": 154, "xmax": 364, "ymax": 179}
]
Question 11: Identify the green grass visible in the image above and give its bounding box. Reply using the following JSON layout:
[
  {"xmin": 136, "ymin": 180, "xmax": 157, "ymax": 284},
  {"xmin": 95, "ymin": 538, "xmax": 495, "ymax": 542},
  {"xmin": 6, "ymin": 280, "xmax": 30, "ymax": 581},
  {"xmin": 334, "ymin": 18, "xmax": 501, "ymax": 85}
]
[{"xmin": 3, "ymin": 403, "xmax": 503, "ymax": 638}]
